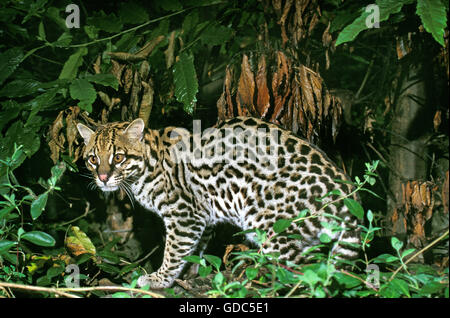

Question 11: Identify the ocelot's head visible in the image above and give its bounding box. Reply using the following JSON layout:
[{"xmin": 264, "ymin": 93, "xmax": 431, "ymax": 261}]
[{"xmin": 76, "ymin": 119, "xmax": 146, "ymax": 192}]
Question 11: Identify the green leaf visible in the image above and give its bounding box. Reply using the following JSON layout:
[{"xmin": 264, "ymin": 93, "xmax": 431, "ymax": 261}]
[
  {"xmin": 58, "ymin": 47, "xmax": 88, "ymax": 80},
  {"xmin": 401, "ymin": 248, "xmax": 415, "ymax": 259},
  {"xmin": 0, "ymin": 240, "xmax": 16, "ymax": 254},
  {"xmin": 159, "ymin": 0, "xmax": 183, "ymax": 11},
  {"xmin": 198, "ymin": 265, "xmax": 212, "ymax": 277},
  {"xmin": 343, "ymin": 198, "xmax": 364, "ymax": 220},
  {"xmin": 97, "ymin": 263, "xmax": 120, "ymax": 274},
  {"xmin": 367, "ymin": 209, "xmax": 374, "ymax": 224},
  {"xmin": 182, "ymin": 11, "xmax": 199, "ymax": 34},
  {"xmin": 36, "ymin": 276, "xmax": 51, "ymax": 287},
  {"xmin": 200, "ymin": 24, "xmax": 233, "ymax": 46},
  {"xmin": 47, "ymin": 265, "xmax": 64, "ymax": 279},
  {"xmin": 69, "ymin": 78, "xmax": 97, "ymax": 112},
  {"xmin": 334, "ymin": 271, "xmax": 363, "ymax": 288},
  {"xmin": 84, "ymin": 25, "xmax": 99, "ymax": 40},
  {"xmin": 65, "ymin": 226, "xmax": 96, "ymax": 256},
  {"xmin": 319, "ymin": 233, "xmax": 332, "ymax": 243},
  {"xmin": 38, "ymin": 21, "xmax": 46, "ymax": 41},
  {"xmin": 111, "ymin": 292, "xmax": 131, "ymax": 298},
  {"xmin": 0, "ymin": 79, "xmax": 42, "ymax": 98},
  {"xmin": 87, "ymin": 12, "xmax": 123, "ymax": 33},
  {"xmin": 335, "ymin": 0, "xmax": 412, "ymax": 46},
  {"xmin": 0, "ymin": 100, "xmax": 22, "ymax": 131},
  {"xmin": 30, "ymin": 192, "xmax": 48, "ymax": 220},
  {"xmin": 0, "ymin": 47, "xmax": 24, "ymax": 85},
  {"xmin": 203, "ymin": 254, "xmax": 221, "ymax": 271},
  {"xmin": 98, "ymin": 250, "xmax": 120, "ymax": 264},
  {"xmin": 245, "ymin": 267, "xmax": 258, "ymax": 280},
  {"xmin": 21, "ymin": 231, "xmax": 56, "ymax": 247},
  {"xmin": 49, "ymin": 163, "xmax": 66, "ymax": 186},
  {"xmin": 213, "ymin": 272, "xmax": 225, "ymax": 287},
  {"xmin": 416, "ymin": 0, "xmax": 447, "ymax": 46},
  {"xmin": 0, "ymin": 121, "xmax": 40, "ymax": 165},
  {"xmin": 372, "ymin": 253, "xmax": 399, "ymax": 263},
  {"xmin": 0, "ymin": 206, "xmax": 15, "ymax": 221},
  {"xmin": 273, "ymin": 218, "xmax": 292, "ymax": 234},
  {"xmin": 183, "ymin": 255, "xmax": 204, "ymax": 265},
  {"xmin": 173, "ymin": 52, "xmax": 198, "ymax": 114},
  {"xmin": 46, "ymin": 6, "xmax": 67, "ymax": 30},
  {"xmin": 388, "ymin": 278, "xmax": 410, "ymax": 297},
  {"xmin": 84, "ymin": 74, "xmax": 119, "ymax": 90},
  {"xmin": 53, "ymin": 32, "xmax": 73, "ymax": 47},
  {"xmin": 301, "ymin": 269, "xmax": 321, "ymax": 286},
  {"xmin": 118, "ymin": 2, "xmax": 149, "ymax": 24},
  {"xmin": 391, "ymin": 236, "xmax": 403, "ymax": 251}
]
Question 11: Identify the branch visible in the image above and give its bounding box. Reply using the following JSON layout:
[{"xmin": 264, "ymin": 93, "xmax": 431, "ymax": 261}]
[
  {"xmin": 0, "ymin": 282, "xmax": 80, "ymax": 298},
  {"xmin": 0, "ymin": 281, "xmax": 165, "ymax": 298}
]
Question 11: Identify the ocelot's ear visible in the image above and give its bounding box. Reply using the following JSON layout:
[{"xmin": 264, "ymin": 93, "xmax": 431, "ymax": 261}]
[
  {"xmin": 124, "ymin": 118, "xmax": 145, "ymax": 141},
  {"xmin": 77, "ymin": 123, "xmax": 95, "ymax": 145}
]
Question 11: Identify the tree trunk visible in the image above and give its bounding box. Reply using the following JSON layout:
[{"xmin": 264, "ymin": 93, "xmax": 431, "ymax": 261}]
[{"xmin": 386, "ymin": 61, "xmax": 429, "ymax": 239}]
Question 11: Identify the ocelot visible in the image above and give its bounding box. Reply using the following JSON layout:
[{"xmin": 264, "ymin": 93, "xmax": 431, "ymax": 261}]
[{"xmin": 77, "ymin": 116, "xmax": 360, "ymax": 288}]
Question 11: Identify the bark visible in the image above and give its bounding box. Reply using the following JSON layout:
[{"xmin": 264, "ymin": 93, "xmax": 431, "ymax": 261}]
[{"xmin": 386, "ymin": 62, "xmax": 429, "ymax": 238}]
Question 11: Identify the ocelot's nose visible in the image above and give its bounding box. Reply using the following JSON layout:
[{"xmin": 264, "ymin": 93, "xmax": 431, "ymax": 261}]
[{"xmin": 99, "ymin": 174, "xmax": 109, "ymax": 183}]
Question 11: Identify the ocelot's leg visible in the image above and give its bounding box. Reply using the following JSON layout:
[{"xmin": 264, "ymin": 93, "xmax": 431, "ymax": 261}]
[
  {"xmin": 183, "ymin": 225, "xmax": 214, "ymax": 279},
  {"xmin": 137, "ymin": 215, "xmax": 205, "ymax": 289}
]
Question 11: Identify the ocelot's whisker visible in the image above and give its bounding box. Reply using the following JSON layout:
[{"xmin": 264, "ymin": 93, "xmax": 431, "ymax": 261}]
[{"xmin": 119, "ymin": 182, "xmax": 135, "ymax": 209}]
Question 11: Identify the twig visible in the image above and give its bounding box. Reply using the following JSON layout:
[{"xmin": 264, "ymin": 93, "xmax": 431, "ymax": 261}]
[
  {"xmin": 389, "ymin": 229, "xmax": 449, "ymax": 282},
  {"xmin": 0, "ymin": 281, "xmax": 165, "ymax": 298},
  {"xmin": 57, "ymin": 286, "xmax": 165, "ymax": 298},
  {"xmin": 0, "ymin": 282, "xmax": 80, "ymax": 298},
  {"xmin": 355, "ymin": 58, "xmax": 374, "ymax": 101},
  {"xmin": 135, "ymin": 245, "xmax": 159, "ymax": 264},
  {"xmin": 57, "ymin": 201, "xmax": 92, "ymax": 227}
]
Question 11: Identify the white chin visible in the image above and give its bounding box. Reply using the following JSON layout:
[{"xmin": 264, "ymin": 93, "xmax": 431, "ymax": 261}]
[{"xmin": 99, "ymin": 185, "xmax": 119, "ymax": 192}]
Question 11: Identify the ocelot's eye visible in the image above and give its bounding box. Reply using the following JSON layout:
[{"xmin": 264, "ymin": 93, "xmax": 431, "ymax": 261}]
[
  {"xmin": 88, "ymin": 155, "xmax": 97, "ymax": 165},
  {"xmin": 113, "ymin": 153, "xmax": 125, "ymax": 163}
]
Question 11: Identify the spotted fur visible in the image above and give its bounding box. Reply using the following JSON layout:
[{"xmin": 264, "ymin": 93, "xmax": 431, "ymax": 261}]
[{"xmin": 77, "ymin": 117, "xmax": 360, "ymax": 288}]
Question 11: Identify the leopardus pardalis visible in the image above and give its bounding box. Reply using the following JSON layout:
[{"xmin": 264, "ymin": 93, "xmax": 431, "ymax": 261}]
[{"xmin": 77, "ymin": 116, "xmax": 360, "ymax": 288}]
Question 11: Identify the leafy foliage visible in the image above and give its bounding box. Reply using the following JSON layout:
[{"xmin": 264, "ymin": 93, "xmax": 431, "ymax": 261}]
[{"xmin": 335, "ymin": 0, "xmax": 447, "ymax": 46}]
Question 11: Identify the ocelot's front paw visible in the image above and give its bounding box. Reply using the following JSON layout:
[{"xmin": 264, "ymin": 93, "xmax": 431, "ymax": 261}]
[{"xmin": 137, "ymin": 273, "xmax": 173, "ymax": 289}]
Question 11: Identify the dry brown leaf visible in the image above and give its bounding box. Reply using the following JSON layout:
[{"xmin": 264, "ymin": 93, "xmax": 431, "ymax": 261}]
[
  {"xmin": 216, "ymin": 91, "xmax": 228, "ymax": 121},
  {"xmin": 123, "ymin": 66, "xmax": 133, "ymax": 94},
  {"xmin": 433, "ymin": 110, "xmax": 442, "ymax": 132},
  {"xmin": 270, "ymin": 51, "xmax": 290, "ymax": 122},
  {"xmin": 139, "ymin": 80, "xmax": 154, "ymax": 127},
  {"xmin": 107, "ymin": 51, "xmax": 146, "ymax": 62},
  {"xmin": 93, "ymin": 55, "xmax": 101, "ymax": 74},
  {"xmin": 48, "ymin": 111, "xmax": 65, "ymax": 164},
  {"xmin": 223, "ymin": 244, "xmax": 249, "ymax": 270},
  {"xmin": 255, "ymin": 55, "xmax": 270, "ymax": 117},
  {"xmin": 66, "ymin": 106, "xmax": 80, "ymax": 158},
  {"xmin": 130, "ymin": 71, "xmax": 141, "ymax": 116},
  {"xmin": 216, "ymin": 50, "xmax": 343, "ymax": 145},
  {"xmin": 165, "ymin": 31, "xmax": 176, "ymax": 69},
  {"xmin": 136, "ymin": 35, "xmax": 165, "ymax": 59},
  {"xmin": 110, "ymin": 60, "xmax": 126, "ymax": 86},
  {"xmin": 236, "ymin": 54, "xmax": 255, "ymax": 116}
]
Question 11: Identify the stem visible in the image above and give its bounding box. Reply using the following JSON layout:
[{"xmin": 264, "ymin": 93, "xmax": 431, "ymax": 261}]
[{"xmin": 0, "ymin": 281, "xmax": 165, "ymax": 298}]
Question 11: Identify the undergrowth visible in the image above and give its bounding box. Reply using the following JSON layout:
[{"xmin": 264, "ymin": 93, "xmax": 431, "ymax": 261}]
[{"xmin": 1, "ymin": 148, "xmax": 448, "ymax": 298}]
